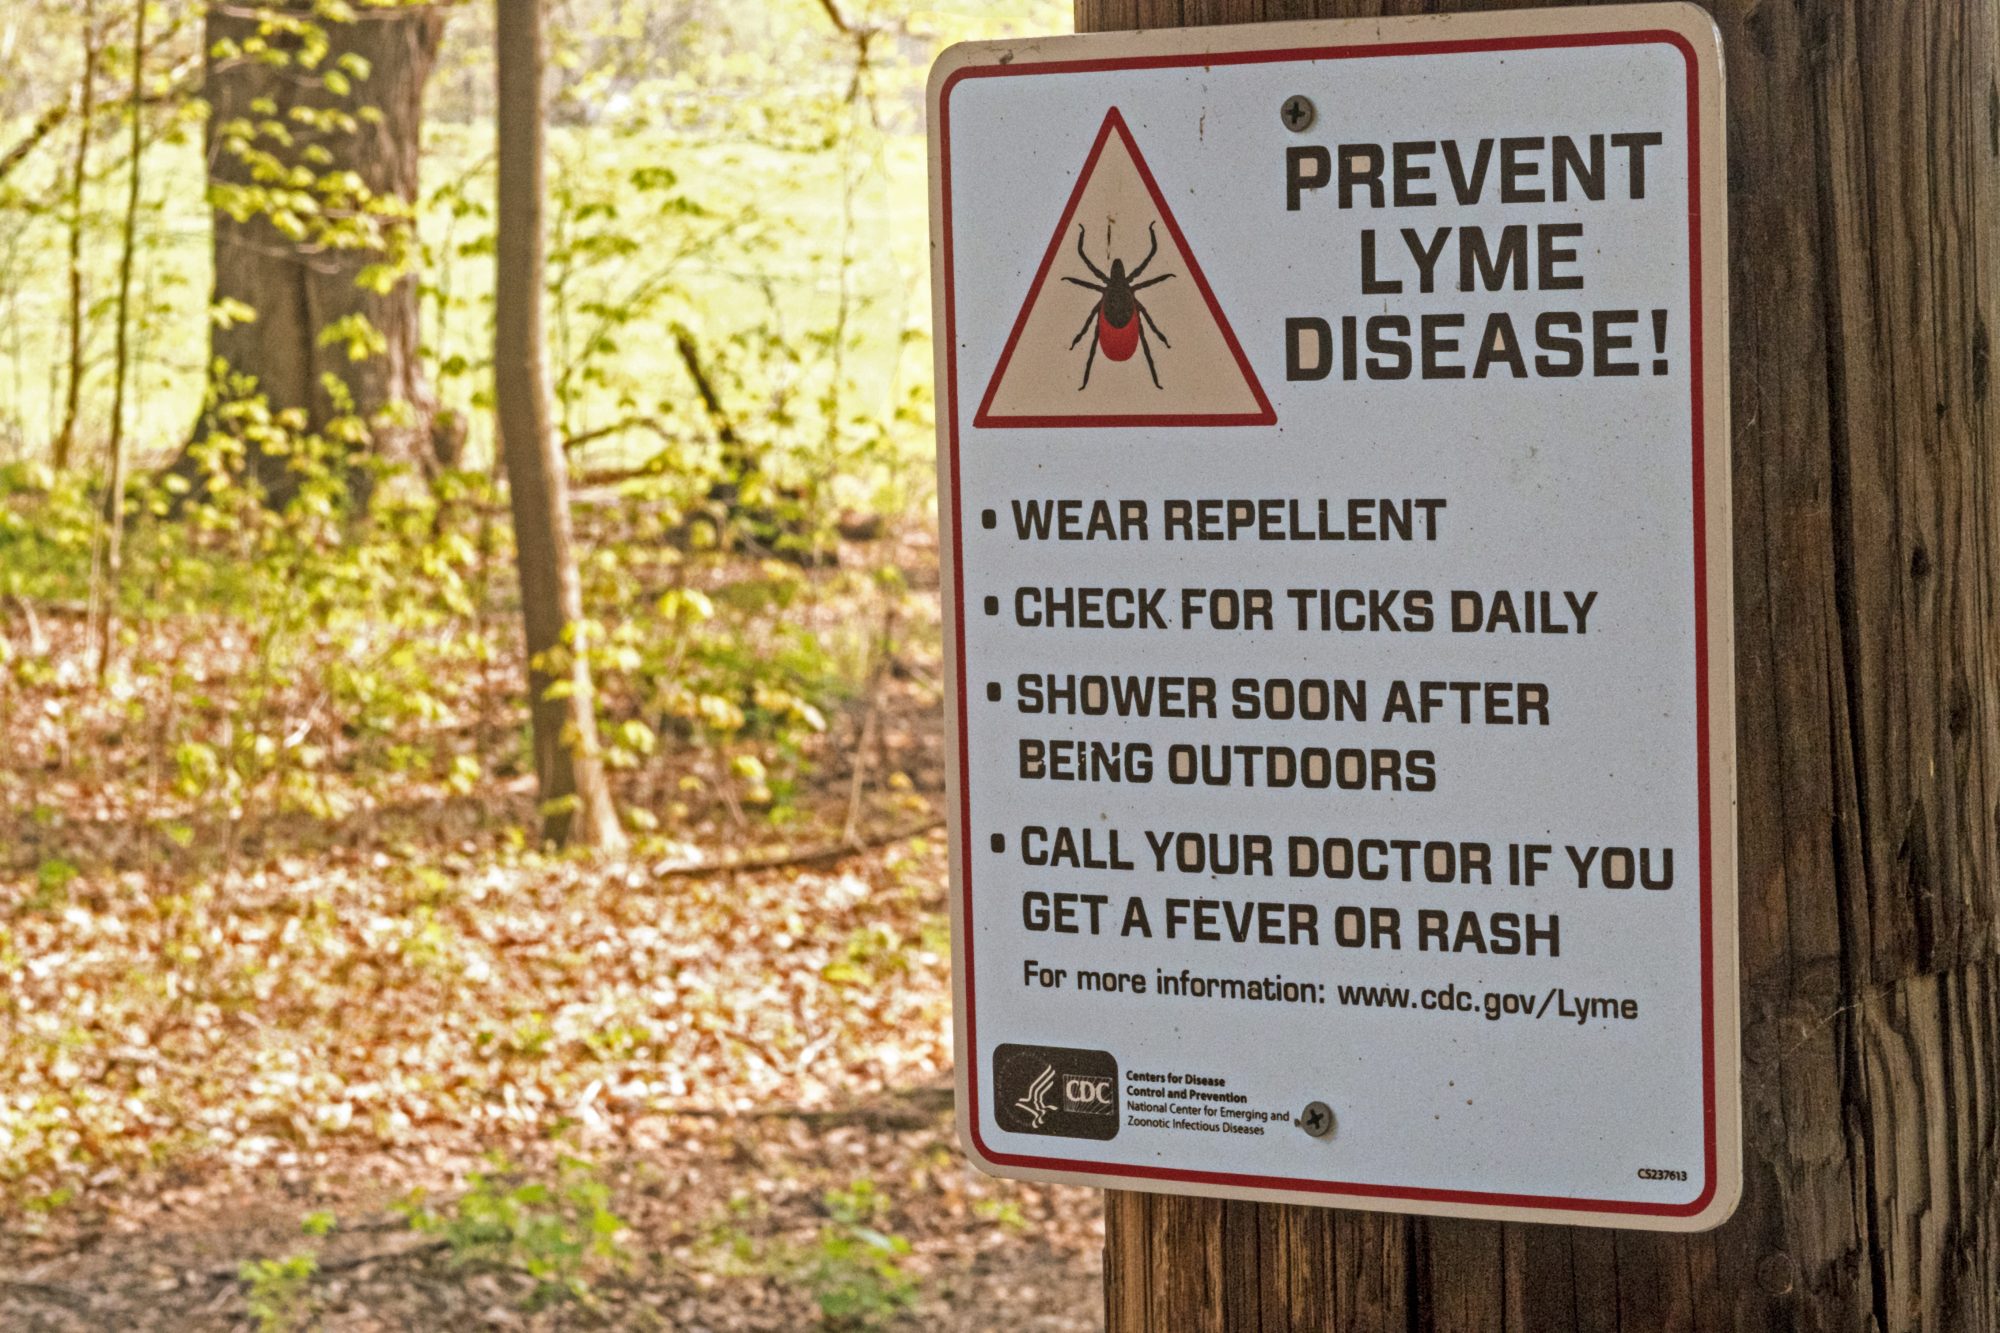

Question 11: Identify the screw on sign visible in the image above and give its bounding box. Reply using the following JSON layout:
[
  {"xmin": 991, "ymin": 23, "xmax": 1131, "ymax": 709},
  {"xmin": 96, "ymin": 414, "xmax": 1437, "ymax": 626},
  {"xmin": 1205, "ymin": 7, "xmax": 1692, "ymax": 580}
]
[{"xmin": 1064, "ymin": 222, "xmax": 1176, "ymax": 389}]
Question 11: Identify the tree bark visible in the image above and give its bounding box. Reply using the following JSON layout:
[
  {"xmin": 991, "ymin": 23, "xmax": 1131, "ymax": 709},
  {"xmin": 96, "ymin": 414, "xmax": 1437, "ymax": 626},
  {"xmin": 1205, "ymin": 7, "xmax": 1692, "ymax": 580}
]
[
  {"xmin": 494, "ymin": 0, "xmax": 624, "ymax": 852},
  {"xmin": 199, "ymin": 1, "xmax": 453, "ymax": 506},
  {"xmin": 54, "ymin": 0, "xmax": 100, "ymax": 474},
  {"xmin": 1084, "ymin": 1, "xmax": 2000, "ymax": 1330},
  {"xmin": 91, "ymin": 0, "xmax": 145, "ymax": 683}
]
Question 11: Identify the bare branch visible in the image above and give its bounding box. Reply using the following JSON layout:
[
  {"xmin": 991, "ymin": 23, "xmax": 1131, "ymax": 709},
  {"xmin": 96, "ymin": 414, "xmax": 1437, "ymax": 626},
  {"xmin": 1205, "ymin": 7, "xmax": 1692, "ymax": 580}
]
[
  {"xmin": 814, "ymin": 0, "xmax": 854, "ymax": 34},
  {"xmin": 650, "ymin": 815, "xmax": 945, "ymax": 880},
  {"xmin": 0, "ymin": 97, "xmax": 75, "ymax": 185},
  {"xmin": 0, "ymin": 15, "xmax": 196, "ymax": 189},
  {"xmin": 673, "ymin": 328, "xmax": 741, "ymax": 448},
  {"xmin": 560, "ymin": 415, "xmax": 677, "ymax": 454}
]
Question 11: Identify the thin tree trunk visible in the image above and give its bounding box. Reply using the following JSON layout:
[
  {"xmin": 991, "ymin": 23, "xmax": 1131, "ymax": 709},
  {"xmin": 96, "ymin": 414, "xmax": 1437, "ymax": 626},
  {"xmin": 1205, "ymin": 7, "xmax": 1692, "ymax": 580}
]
[
  {"xmin": 90, "ymin": 0, "xmax": 145, "ymax": 683},
  {"xmin": 54, "ymin": 0, "xmax": 100, "ymax": 473},
  {"xmin": 1086, "ymin": 1, "xmax": 2000, "ymax": 1330},
  {"xmin": 494, "ymin": 0, "xmax": 624, "ymax": 851}
]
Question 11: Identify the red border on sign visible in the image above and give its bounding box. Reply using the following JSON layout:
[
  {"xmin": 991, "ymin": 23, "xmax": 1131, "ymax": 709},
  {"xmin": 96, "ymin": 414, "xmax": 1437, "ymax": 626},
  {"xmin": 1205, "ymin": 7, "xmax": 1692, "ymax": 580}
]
[
  {"xmin": 939, "ymin": 30, "xmax": 1716, "ymax": 1218},
  {"xmin": 972, "ymin": 106, "xmax": 1277, "ymax": 429}
]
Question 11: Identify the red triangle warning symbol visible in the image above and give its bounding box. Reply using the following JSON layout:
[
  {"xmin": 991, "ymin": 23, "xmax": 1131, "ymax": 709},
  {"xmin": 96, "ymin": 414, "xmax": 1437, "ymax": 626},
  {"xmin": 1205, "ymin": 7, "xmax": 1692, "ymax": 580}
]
[{"xmin": 975, "ymin": 107, "xmax": 1275, "ymax": 429}]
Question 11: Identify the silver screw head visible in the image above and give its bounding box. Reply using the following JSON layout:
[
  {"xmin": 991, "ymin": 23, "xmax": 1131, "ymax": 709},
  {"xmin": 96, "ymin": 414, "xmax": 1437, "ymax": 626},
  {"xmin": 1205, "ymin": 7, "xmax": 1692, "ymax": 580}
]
[
  {"xmin": 1281, "ymin": 95, "xmax": 1316, "ymax": 133},
  {"xmin": 1300, "ymin": 1100, "xmax": 1335, "ymax": 1138}
]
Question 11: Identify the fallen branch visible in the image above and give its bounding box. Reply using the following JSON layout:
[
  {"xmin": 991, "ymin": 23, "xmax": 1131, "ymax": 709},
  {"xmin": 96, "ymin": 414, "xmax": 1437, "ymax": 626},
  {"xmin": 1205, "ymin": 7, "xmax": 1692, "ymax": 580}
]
[
  {"xmin": 668, "ymin": 1084, "xmax": 953, "ymax": 1131},
  {"xmin": 197, "ymin": 1237, "xmax": 449, "ymax": 1285},
  {"xmin": 0, "ymin": 1277, "xmax": 94, "ymax": 1312},
  {"xmin": 306, "ymin": 1238, "xmax": 451, "ymax": 1278},
  {"xmin": 650, "ymin": 815, "xmax": 943, "ymax": 880}
]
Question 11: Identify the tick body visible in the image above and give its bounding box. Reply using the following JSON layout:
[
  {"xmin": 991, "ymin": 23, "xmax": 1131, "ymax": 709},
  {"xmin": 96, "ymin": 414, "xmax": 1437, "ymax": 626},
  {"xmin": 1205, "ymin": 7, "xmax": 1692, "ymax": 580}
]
[
  {"xmin": 1064, "ymin": 223, "xmax": 1175, "ymax": 389},
  {"xmin": 1096, "ymin": 304, "xmax": 1141, "ymax": 361}
]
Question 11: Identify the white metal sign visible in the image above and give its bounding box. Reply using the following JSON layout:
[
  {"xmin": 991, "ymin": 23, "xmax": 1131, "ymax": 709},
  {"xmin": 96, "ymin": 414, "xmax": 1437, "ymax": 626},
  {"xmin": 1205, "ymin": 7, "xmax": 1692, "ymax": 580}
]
[{"xmin": 929, "ymin": 4, "xmax": 1737, "ymax": 1230}]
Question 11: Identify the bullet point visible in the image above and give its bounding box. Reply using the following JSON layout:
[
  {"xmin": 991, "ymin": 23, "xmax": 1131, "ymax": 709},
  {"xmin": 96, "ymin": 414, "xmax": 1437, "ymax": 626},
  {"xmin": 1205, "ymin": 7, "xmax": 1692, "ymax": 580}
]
[
  {"xmin": 990, "ymin": 833, "xmax": 1006, "ymax": 853},
  {"xmin": 981, "ymin": 508, "xmax": 997, "ymax": 529},
  {"xmin": 983, "ymin": 595, "xmax": 999, "ymax": 616},
  {"xmin": 986, "ymin": 682, "xmax": 1002, "ymax": 702}
]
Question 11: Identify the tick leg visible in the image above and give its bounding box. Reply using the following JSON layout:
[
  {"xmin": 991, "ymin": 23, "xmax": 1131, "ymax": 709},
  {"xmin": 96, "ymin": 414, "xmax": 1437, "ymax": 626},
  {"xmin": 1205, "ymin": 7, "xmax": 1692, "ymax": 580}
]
[
  {"xmin": 1074, "ymin": 225, "xmax": 1109, "ymax": 282},
  {"xmin": 1137, "ymin": 300, "xmax": 1172, "ymax": 350},
  {"xmin": 1129, "ymin": 222, "xmax": 1161, "ymax": 279},
  {"xmin": 1062, "ymin": 276, "xmax": 1107, "ymax": 294},
  {"xmin": 1131, "ymin": 272, "xmax": 1175, "ymax": 291},
  {"xmin": 1069, "ymin": 299, "xmax": 1102, "ymax": 349},
  {"xmin": 1137, "ymin": 319, "xmax": 1162, "ymax": 390},
  {"xmin": 1079, "ymin": 330, "xmax": 1101, "ymax": 390}
]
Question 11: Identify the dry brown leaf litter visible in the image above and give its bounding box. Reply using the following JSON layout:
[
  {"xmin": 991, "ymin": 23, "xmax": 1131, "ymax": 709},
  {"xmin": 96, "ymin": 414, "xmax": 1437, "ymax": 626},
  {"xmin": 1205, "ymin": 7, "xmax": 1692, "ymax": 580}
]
[{"xmin": 0, "ymin": 608, "xmax": 1100, "ymax": 1330}]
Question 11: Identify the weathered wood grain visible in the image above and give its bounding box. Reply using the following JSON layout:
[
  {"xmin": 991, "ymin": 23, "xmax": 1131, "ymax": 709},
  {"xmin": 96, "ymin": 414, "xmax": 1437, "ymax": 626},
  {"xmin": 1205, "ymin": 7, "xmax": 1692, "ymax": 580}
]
[{"xmin": 1079, "ymin": 1, "xmax": 2000, "ymax": 1328}]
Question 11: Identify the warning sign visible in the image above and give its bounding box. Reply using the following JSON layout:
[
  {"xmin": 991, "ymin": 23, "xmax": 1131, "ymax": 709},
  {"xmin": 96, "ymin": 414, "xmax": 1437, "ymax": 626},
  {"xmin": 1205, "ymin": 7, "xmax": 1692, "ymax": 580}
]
[
  {"xmin": 930, "ymin": 4, "xmax": 1738, "ymax": 1232},
  {"xmin": 976, "ymin": 108, "xmax": 1274, "ymax": 427}
]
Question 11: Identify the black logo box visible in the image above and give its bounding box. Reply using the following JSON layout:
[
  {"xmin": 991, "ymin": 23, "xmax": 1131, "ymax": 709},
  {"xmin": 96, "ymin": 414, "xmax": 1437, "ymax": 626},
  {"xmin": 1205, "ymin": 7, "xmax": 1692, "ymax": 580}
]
[{"xmin": 993, "ymin": 1043, "xmax": 1120, "ymax": 1141}]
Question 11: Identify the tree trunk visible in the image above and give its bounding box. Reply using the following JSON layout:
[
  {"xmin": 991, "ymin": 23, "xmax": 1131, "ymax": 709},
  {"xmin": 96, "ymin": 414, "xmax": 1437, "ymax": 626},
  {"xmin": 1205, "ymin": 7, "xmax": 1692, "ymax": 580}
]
[
  {"xmin": 1085, "ymin": 2, "xmax": 2000, "ymax": 1331},
  {"xmin": 91, "ymin": 0, "xmax": 145, "ymax": 683},
  {"xmin": 54, "ymin": 0, "xmax": 99, "ymax": 474},
  {"xmin": 199, "ymin": 1, "xmax": 453, "ymax": 506},
  {"xmin": 494, "ymin": 0, "xmax": 624, "ymax": 852}
]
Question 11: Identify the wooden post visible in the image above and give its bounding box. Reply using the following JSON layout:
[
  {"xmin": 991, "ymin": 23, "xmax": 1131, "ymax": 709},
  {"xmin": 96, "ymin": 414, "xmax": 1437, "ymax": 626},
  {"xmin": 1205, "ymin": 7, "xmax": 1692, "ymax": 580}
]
[{"xmin": 1079, "ymin": 1, "xmax": 2000, "ymax": 1329}]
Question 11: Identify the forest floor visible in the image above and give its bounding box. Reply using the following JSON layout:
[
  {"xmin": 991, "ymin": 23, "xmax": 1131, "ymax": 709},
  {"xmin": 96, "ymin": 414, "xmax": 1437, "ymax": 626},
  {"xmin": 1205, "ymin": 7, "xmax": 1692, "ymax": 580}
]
[{"xmin": 0, "ymin": 536, "xmax": 1103, "ymax": 1331}]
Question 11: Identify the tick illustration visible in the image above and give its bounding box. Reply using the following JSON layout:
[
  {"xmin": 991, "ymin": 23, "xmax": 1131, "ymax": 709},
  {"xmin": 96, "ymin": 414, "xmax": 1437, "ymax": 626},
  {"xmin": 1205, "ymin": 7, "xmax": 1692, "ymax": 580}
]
[{"xmin": 1064, "ymin": 222, "xmax": 1175, "ymax": 389}]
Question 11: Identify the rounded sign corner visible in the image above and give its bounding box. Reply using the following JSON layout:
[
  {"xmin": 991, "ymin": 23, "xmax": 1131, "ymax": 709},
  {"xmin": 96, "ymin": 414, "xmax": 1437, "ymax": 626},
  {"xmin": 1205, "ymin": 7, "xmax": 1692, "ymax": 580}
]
[
  {"xmin": 1669, "ymin": 1161, "xmax": 1743, "ymax": 1233},
  {"xmin": 954, "ymin": 1103, "xmax": 1005, "ymax": 1180},
  {"xmin": 1655, "ymin": 1, "xmax": 1727, "ymax": 55},
  {"xmin": 925, "ymin": 41, "xmax": 988, "ymax": 116}
]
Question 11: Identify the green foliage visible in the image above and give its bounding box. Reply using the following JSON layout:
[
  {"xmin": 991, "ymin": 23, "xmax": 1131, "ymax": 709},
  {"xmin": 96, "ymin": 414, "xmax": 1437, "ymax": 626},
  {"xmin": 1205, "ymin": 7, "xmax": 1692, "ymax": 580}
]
[
  {"xmin": 109, "ymin": 394, "xmax": 491, "ymax": 823},
  {"xmin": 799, "ymin": 1178, "xmax": 919, "ymax": 1330},
  {"xmin": 696, "ymin": 1191, "xmax": 772, "ymax": 1279},
  {"xmin": 398, "ymin": 1153, "xmax": 630, "ymax": 1309},
  {"xmin": 238, "ymin": 1252, "xmax": 318, "ymax": 1333},
  {"xmin": 208, "ymin": 1, "xmax": 430, "ymax": 300},
  {"xmin": 0, "ymin": 465, "xmax": 104, "ymax": 601},
  {"xmin": 693, "ymin": 1177, "xmax": 921, "ymax": 1331},
  {"xmin": 583, "ymin": 557, "xmax": 861, "ymax": 817},
  {"xmin": 820, "ymin": 922, "xmax": 917, "ymax": 990},
  {"xmin": 972, "ymin": 1196, "xmax": 1029, "ymax": 1233},
  {"xmin": 30, "ymin": 857, "xmax": 78, "ymax": 912}
]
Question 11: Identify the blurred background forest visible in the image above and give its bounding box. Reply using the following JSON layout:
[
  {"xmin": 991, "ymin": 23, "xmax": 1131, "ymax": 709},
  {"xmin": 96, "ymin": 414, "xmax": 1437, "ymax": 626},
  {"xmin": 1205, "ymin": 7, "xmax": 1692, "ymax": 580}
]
[{"xmin": 0, "ymin": 2, "xmax": 1098, "ymax": 1328}]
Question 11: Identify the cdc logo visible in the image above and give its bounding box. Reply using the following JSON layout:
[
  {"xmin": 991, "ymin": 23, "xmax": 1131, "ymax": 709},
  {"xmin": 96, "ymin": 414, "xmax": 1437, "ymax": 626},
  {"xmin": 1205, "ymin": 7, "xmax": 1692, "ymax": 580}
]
[
  {"xmin": 1064, "ymin": 1075, "xmax": 1114, "ymax": 1111},
  {"xmin": 993, "ymin": 1043, "xmax": 1120, "ymax": 1141}
]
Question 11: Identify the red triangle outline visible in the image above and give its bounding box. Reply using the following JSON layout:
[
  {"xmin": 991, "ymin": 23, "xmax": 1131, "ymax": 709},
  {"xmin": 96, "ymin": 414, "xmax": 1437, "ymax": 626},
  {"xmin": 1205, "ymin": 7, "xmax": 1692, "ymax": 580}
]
[{"xmin": 972, "ymin": 107, "xmax": 1277, "ymax": 430}]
